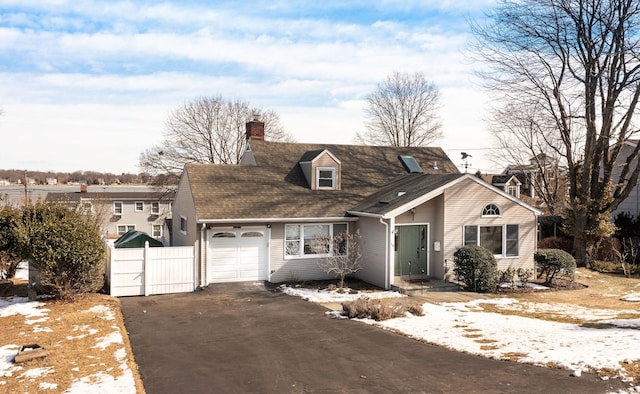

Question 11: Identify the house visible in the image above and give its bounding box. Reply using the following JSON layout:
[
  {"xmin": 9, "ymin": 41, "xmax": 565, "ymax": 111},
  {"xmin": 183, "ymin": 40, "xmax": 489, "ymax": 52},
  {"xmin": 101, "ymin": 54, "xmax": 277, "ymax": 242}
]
[
  {"xmin": 172, "ymin": 120, "xmax": 541, "ymax": 289},
  {"xmin": 486, "ymin": 174, "xmax": 523, "ymax": 198},
  {"xmin": 484, "ymin": 154, "xmax": 568, "ymax": 216},
  {"xmin": 45, "ymin": 186, "xmax": 173, "ymax": 245},
  {"xmin": 611, "ymin": 139, "xmax": 640, "ymax": 221}
]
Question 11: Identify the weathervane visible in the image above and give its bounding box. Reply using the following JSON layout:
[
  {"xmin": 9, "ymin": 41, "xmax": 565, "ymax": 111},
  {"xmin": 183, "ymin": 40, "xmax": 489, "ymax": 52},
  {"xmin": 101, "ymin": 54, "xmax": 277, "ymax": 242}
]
[{"xmin": 461, "ymin": 152, "xmax": 472, "ymax": 173}]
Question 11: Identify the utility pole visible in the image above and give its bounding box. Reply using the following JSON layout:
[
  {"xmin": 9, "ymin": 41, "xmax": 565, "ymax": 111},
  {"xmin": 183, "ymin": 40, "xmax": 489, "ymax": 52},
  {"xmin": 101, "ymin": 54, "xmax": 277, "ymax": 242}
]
[{"xmin": 23, "ymin": 170, "xmax": 28, "ymax": 206}]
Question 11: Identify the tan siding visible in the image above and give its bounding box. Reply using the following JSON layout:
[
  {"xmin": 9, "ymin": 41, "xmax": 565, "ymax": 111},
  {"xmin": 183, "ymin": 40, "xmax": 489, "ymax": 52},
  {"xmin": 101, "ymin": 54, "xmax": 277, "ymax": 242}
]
[
  {"xmin": 268, "ymin": 223, "xmax": 340, "ymax": 283},
  {"xmin": 354, "ymin": 217, "xmax": 388, "ymax": 288},
  {"xmin": 312, "ymin": 152, "xmax": 341, "ymax": 190},
  {"xmin": 443, "ymin": 179, "xmax": 537, "ymax": 277},
  {"xmin": 393, "ymin": 195, "xmax": 447, "ymax": 279}
]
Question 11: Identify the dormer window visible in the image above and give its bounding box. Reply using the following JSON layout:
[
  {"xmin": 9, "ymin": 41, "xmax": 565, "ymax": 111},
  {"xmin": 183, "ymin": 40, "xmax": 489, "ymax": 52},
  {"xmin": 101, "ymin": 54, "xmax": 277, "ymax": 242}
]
[
  {"xmin": 316, "ymin": 167, "xmax": 336, "ymax": 189},
  {"xmin": 299, "ymin": 149, "xmax": 341, "ymax": 190}
]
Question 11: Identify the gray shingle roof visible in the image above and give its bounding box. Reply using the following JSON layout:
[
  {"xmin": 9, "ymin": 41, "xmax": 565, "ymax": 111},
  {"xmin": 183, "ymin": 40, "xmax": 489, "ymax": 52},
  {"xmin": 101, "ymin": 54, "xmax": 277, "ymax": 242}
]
[
  {"xmin": 187, "ymin": 140, "xmax": 460, "ymax": 221},
  {"xmin": 45, "ymin": 191, "xmax": 173, "ymax": 202},
  {"xmin": 349, "ymin": 173, "xmax": 465, "ymax": 215}
]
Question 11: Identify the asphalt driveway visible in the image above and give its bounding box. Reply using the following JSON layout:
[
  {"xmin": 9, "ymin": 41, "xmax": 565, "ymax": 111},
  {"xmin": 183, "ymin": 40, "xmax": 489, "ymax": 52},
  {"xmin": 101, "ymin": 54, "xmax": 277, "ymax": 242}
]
[{"xmin": 120, "ymin": 282, "xmax": 628, "ymax": 394}]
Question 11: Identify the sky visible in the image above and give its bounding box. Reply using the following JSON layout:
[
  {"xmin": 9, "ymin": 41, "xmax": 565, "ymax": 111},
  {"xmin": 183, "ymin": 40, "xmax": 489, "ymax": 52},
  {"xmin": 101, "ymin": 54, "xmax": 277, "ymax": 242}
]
[{"xmin": 0, "ymin": 0, "xmax": 499, "ymax": 175}]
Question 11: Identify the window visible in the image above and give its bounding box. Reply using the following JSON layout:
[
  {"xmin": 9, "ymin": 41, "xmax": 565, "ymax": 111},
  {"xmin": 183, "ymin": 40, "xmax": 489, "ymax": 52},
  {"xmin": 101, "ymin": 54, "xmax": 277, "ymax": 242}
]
[
  {"xmin": 80, "ymin": 200, "xmax": 93, "ymax": 213},
  {"xmin": 464, "ymin": 226, "xmax": 478, "ymax": 246},
  {"xmin": 285, "ymin": 223, "xmax": 347, "ymax": 258},
  {"xmin": 117, "ymin": 225, "xmax": 135, "ymax": 235},
  {"xmin": 507, "ymin": 185, "xmax": 519, "ymax": 197},
  {"xmin": 135, "ymin": 201, "xmax": 144, "ymax": 212},
  {"xmin": 505, "ymin": 224, "xmax": 519, "ymax": 257},
  {"xmin": 480, "ymin": 226, "xmax": 503, "ymax": 255},
  {"xmin": 180, "ymin": 216, "xmax": 187, "ymax": 235},
  {"xmin": 152, "ymin": 224, "xmax": 162, "ymax": 237},
  {"xmin": 213, "ymin": 231, "xmax": 235, "ymax": 238},
  {"xmin": 242, "ymin": 231, "xmax": 264, "ymax": 237},
  {"xmin": 151, "ymin": 202, "xmax": 160, "ymax": 214},
  {"xmin": 316, "ymin": 167, "xmax": 336, "ymax": 190},
  {"xmin": 113, "ymin": 201, "xmax": 123, "ymax": 215},
  {"xmin": 463, "ymin": 224, "xmax": 519, "ymax": 257},
  {"xmin": 481, "ymin": 203, "xmax": 501, "ymax": 217}
]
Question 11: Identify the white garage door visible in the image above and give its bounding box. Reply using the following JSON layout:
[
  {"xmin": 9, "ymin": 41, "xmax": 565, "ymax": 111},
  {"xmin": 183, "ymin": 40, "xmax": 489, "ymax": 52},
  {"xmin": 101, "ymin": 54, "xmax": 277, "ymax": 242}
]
[{"xmin": 206, "ymin": 227, "xmax": 268, "ymax": 283}]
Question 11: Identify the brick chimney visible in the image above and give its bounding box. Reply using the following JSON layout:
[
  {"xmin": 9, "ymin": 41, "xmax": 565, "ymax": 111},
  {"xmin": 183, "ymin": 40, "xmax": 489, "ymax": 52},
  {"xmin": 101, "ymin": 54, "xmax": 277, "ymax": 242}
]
[{"xmin": 246, "ymin": 117, "xmax": 265, "ymax": 141}]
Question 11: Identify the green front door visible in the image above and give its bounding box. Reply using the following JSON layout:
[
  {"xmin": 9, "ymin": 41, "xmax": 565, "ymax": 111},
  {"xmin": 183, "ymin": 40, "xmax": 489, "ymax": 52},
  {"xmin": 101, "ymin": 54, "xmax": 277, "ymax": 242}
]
[{"xmin": 394, "ymin": 225, "xmax": 429, "ymax": 278}]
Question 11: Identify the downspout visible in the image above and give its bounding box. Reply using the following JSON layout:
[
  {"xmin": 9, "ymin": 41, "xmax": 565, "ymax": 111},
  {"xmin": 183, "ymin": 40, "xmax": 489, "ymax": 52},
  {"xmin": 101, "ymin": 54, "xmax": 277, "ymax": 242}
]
[
  {"xmin": 200, "ymin": 224, "xmax": 207, "ymax": 288},
  {"xmin": 379, "ymin": 217, "xmax": 390, "ymax": 289}
]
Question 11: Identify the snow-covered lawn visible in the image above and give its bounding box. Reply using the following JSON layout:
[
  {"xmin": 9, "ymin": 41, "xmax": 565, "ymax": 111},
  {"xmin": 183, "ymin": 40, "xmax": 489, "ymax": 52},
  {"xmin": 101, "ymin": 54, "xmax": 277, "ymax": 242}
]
[
  {"xmin": 281, "ymin": 285, "xmax": 640, "ymax": 385},
  {"xmin": 0, "ymin": 296, "xmax": 137, "ymax": 393}
]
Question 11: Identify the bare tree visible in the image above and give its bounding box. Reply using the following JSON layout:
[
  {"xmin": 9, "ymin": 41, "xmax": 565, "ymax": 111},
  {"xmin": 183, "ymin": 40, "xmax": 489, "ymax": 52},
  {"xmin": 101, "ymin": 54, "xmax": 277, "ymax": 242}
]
[
  {"xmin": 489, "ymin": 103, "xmax": 566, "ymax": 214},
  {"xmin": 312, "ymin": 230, "xmax": 363, "ymax": 289},
  {"xmin": 357, "ymin": 71, "xmax": 443, "ymax": 146},
  {"xmin": 472, "ymin": 0, "xmax": 640, "ymax": 265},
  {"xmin": 139, "ymin": 96, "xmax": 293, "ymax": 182}
]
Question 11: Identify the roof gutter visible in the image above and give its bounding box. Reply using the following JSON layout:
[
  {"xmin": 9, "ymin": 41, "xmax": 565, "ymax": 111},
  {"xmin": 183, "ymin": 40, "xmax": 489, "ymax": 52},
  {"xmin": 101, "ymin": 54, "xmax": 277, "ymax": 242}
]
[
  {"xmin": 196, "ymin": 216, "xmax": 359, "ymax": 224},
  {"xmin": 345, "ymin": 211, "xmax": 386, "ymax": 219}
]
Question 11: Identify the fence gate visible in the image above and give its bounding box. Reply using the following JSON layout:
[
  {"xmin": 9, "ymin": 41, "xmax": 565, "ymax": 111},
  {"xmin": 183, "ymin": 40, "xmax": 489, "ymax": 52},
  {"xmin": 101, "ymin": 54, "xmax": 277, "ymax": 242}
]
[{"xmin": 107, "ymin": 243, "xmax": 196, "ymax": 297}]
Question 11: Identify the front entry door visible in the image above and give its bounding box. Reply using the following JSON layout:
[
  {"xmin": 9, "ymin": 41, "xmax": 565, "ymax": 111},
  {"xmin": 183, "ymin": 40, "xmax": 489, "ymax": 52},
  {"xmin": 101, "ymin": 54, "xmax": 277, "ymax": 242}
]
[{"xmin": 394, "ymin": 225, "xmax": 429, "ymax": 278}]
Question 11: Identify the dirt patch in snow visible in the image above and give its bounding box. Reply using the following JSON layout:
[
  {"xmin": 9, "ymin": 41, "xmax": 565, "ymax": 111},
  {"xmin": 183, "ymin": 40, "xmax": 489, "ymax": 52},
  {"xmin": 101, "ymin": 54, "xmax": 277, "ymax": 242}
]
[{"xmin": 509, "ymin": 269, "xmax": 640, "ymax": 310}]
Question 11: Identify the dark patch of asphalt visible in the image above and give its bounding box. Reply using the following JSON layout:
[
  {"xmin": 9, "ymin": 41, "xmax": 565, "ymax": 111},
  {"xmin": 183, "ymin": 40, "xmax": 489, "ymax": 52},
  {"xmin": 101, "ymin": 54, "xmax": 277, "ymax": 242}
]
[{"xmin": 120, "ymin": 282, "xmax": 631, "ymax": 394}]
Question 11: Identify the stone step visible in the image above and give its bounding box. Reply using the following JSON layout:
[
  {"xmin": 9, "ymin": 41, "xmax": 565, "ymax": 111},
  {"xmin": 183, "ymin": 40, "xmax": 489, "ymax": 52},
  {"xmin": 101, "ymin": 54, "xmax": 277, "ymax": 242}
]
[{"xmin": 391, "ymin": 280, "xmax": 462, "ymax": 294}]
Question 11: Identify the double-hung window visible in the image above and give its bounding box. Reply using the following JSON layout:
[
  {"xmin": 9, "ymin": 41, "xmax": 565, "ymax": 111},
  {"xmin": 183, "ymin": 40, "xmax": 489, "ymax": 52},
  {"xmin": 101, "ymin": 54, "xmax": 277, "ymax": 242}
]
[
  {"xmin": 285, "ymin": 223, "xmax": 347, "ymax": 258},
  {"xmin": 463, "ymin": 224, "xmax": 519, "ymax": 257},
  {"xmin": 151, "ymin": 202, "xmax": 160, "ymax": 214},
  {"xmin": 113, "ymin": 201, "xmax": 123, "ymax": 215},
  {"xmin": 135, "ymin": 201, "xmax": 144, "ymax": 212},
  {"xmin": 117, "ymin": 225, "xmax": 135, "ymax": 235},
  {"xmin": 316, "ymin": 167, "xmax": 336, "ymax": 190}
]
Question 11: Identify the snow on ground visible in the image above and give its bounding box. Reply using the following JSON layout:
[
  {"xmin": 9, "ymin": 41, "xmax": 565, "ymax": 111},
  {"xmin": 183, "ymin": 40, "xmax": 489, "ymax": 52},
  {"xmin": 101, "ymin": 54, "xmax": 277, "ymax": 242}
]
[
  {"xmin": 280, "ymin": 285, "xmax": 405, "ymax": 302},
  {"xmin": 0, "ymin": 296, "xmax": 136, "ymax": 393},
  {"xmin": 282, "ymin": 286, "xmax": 640, "ymax": 384}
]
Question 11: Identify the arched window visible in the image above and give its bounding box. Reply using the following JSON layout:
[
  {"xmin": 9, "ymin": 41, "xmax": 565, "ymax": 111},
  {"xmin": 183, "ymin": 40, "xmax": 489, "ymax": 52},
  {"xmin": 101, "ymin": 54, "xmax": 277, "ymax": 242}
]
[
  {"xmin": 212, "ymin": 232, "xmax": 236, "ymax": 238},
  {"xmin": 241, "ymin": 231, "xmax": 263, "ymax": 237},
  {"xmin": 482, "ymin": 204, "xmax": 501, "ymax": 217}
]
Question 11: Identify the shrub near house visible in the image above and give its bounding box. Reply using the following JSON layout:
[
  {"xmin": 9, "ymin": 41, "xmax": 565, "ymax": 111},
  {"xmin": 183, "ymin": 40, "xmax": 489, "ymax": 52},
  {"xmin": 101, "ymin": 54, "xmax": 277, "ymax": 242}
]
[
  {"xmin": 534, "ymin": 249, "xmax": 576, "ymax": 285},
  {"xmin": 21, "ymin": 201, "xmax": 105, "ymax": 300},
  {"xmin": 453, "ymin": 245, "xmax": 498, "ymax": 293}
]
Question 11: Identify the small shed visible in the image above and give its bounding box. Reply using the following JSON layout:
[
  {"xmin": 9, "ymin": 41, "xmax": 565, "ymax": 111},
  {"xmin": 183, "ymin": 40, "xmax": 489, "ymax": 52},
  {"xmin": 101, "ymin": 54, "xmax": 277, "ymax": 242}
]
[{"xmin": 114, "ymin": 230, "xmax": 164, "ymax": 248}]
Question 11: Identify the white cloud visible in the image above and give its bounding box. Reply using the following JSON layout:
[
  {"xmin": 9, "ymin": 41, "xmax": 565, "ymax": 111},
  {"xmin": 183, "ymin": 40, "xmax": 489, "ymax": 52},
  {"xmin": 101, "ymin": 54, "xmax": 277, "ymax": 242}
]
[{"xmin": 0, "ymin": 1, "xmax": 494, "ymax": 173}]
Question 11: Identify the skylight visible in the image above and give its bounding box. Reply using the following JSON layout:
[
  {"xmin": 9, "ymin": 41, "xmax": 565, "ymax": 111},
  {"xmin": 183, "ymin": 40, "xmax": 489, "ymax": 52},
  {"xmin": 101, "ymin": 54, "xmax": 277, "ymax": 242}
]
[
  {"xmin": 398, "ymin": 155, "xmax": 423, "ymax": 173},
  {"xmin": 379, "ymin": 191, "xmax": 406, "ymax": 204}
]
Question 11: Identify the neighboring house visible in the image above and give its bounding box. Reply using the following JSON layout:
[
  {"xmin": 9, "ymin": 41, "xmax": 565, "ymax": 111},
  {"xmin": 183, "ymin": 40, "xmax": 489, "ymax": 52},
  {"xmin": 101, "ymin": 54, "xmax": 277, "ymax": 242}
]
[
  {"xmin": 485, "ymin": 174, "xmax": 523, "ymax": 199},
  {"xmin": 45, "ymin": 186, "xmax": 174, "ymax": 245},
  {"xmin": 611, "ymin": 139, "xmax": 640, "ymax": 221},
  {"xmin": 172, "ymin": 120, "xmax": 541, "ymax": 289},
  {"xmin": 485, "ymin": 154, "xmax": 568, "ymax": 215}
]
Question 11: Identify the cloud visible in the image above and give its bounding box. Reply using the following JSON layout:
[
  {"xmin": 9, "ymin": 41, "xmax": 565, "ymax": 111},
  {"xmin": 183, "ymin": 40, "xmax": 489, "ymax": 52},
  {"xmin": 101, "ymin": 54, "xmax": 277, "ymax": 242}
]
[{"xmin": 0, "ymin": 1, "xmax": 497, "ymax": 173}]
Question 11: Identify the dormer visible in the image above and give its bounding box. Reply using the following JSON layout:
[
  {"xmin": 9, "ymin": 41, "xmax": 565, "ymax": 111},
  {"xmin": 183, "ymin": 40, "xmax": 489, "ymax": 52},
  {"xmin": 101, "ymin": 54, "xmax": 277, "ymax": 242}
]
[
  {"xmin": 299, "ymin": 149, "xmax": 341, "ymax": 190},
  {"xmin": 491, "ymin": 175, "xmax": 522, "ymax": 198}
]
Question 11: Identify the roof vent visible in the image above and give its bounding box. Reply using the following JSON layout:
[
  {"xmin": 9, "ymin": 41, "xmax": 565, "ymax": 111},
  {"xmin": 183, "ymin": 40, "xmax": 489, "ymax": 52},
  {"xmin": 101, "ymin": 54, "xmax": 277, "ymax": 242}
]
[{"xmin": 398, "ymin": 155, "xmax": 423, "ymax": 173}]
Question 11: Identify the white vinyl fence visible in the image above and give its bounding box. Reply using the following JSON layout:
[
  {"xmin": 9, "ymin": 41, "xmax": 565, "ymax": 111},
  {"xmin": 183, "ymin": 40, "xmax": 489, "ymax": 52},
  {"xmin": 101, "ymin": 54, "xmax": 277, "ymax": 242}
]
[{"xmin": 107, "ymin": 242, "xmax": 197, "ymax": 297}]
